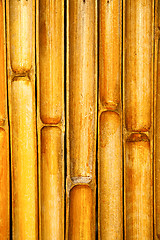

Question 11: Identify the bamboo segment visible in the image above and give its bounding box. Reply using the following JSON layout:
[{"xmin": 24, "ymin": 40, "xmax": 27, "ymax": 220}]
[
  {"xmin": 41, "ymin": 127, "xmax": 63, "ymax": 239},
  {"xmin": 99, "ymin": 0, "xmax": 120, "ymax": 109},
  {"xmin": 68, "ymin": 0, "xmax": 96, "ymax": 178},
  {"xmin": 9, "ymin": 0, "xmax": 33, "ymax": 73},
  {"xmin": 69, "ymin": 186, "xmax": 93, "ymax": 240},
  {"xmin": 39, "ymin": 0, "xmax": 63, "ymax": 124},
  {"xmin": 11, "ymin": 80, "xmax": 38, "ymax": 240},
  {"xmin": 99, "ymin": 111, "xmax": 122, "ymax": 239},
  {"xmin": 0, "ymin": 129, "xmax": 9, "ymax": 239},
  {"xmin": 155, "ymin": 41, "xmax": 160, "ymax": 238},
  {"xmin": 125, "ymin": 0, "xmax": 152, "ymax": 132},
  {"xmin": 125, "ymin": 134, "xmax": 152, "ymax": 239},
  {"xmin": 0, "ymin": 0, "xmax": 5, "ymax": 124}
]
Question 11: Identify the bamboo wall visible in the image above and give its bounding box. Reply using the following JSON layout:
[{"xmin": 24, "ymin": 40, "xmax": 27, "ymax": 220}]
[{"xmin": 0, "ymin": 0, "xmax": 159, "ymax": 239}]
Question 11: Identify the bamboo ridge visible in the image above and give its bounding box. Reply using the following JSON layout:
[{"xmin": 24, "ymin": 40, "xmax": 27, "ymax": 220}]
[{"xmin": 0, "ymin": 0, "xmax": 158, "ymax": 239}]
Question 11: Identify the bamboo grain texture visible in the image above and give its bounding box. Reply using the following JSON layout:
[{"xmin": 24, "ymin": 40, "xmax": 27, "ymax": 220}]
[{"xmin": 0, "ymin": 0, "xmax": 159, "ymax": 239}]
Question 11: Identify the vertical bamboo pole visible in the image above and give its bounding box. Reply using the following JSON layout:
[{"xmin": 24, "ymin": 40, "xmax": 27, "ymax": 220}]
[
  {"xmin": 0, "ymin": 0, "xmax": 10, "ymax": 238},
  {"xmin": 66, "ymin": 0, "xmax": 97, "ymax": 239},
  {"xmin": 98, "ymin": 1, "xmax": 122, "ymax": 239},
  {"xmin": 37, "ymin": 0, "xmax": 64, "ymax": 239},
  {"xmin": 123, "ymin": 0, "xmax": 154, "ymax": 239},
  {"xmin": 155, "ymin": 1, "xmax": 160, "ymax": 238},
  {"xmin": 6, "ymin": 0, "xmax": 38, "ymax": 239}
]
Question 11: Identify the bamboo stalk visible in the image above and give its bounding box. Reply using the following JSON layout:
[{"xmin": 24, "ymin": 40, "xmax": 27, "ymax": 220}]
[
  {"xmin": 11, "ymin": 80, "xmax": 38, "ymax": 239},
  {"xmin": 9, "ymin": 0, "xmax": 33, "ymax": 73},
  {"xmin": 0, "ymin": 0, "xmax": 5, "ymax": 124},
  {"xmin": 0, "ymin": 129, "xmax": 9, "ymax": 239},
  {"xmin": 99, "ymin": 0, "xmax": 121, "ymax": 109},
  {"xmin": 6, "ymin": 0, "xmax": 37, "ymax": 238},
  {"xmin": 155, "ymin": 1, "xmax": 160, "ymax": 236},
  {"xmin": 69, "ymin": 186, "xmax": 93, "ymax": 240},
  {"xmin": 99, "ymin": 112, "xmax": 122, "ymax": 239},
  {"xmin": 124, "ymin": 0, "xmax": 154, "ymax": 239},
  {"xmin": 0, "ymin": 1, "xmax": 10, "ymax": 238},
  {"xmin": 37, "ymin": 0, "xmax": 64, "ymax": 239},
  {"xmin": 66, "ymin": 0, "xmax": 97, "ymax": 239},
  {"xmin": 125, "ymin": 0, "xmax": 152, "ymax": 132},
  {"xmin": 41, "ymin": 127, "xmax": 64, "ymax": 239},
  {"xmin": 39, "ymin": 0, "xmax": 64, "ymax": 124},
  {"xmin": 125, "ymin": 134, "xmax": 151, "ymax": 239},
  {"xmin": 99, "ymin": 0, "xmax": 122, "ymax": 239}
]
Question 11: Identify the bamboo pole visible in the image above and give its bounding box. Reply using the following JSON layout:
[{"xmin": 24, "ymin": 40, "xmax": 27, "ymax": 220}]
[
  {"xmin": 9, "ymin": 0, "xmax": 33, "ymax": 73},
  {"xmin": 0, "ymin": 1, "xmax": 10, "ymax": 239},
  {"xmin": 98, "ymin": 0, "xmax": 122, "ymax": 239},
  {"xmin": 125, "ymin": 134, "xmax": 151, "ymax": 239},
  {"xmin": 39, "ymin": 0, "xmax": 64, "ymax": 124},
  {"xmin": 11, "ymin": 80, "xmax": 38, "ymax": 239},
  {"xmin": 6, "ymin": 0, "xmax": 38, "ymax": 238},
  {"xmin": 66, "ymin": 0, "xmax": 97, "ymax": 239},
  {"xmin": 123, "ymin": 0, "xmax": 154, "ymax": 239},
  {"xmin": 37, "ymin": 0, "xmax": 64, "ymax": 239},
  {"xmin": 155, "ymin": 1, "xmax": 160, "ymax": 238}
]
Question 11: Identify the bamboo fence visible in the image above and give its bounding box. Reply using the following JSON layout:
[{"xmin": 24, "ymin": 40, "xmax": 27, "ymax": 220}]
[{"xmin": 0, "ymin": 0, "xmax": 159, "ymax": 239}]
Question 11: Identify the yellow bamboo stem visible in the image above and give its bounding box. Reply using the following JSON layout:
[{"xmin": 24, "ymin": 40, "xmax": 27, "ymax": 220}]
[
  {"xmin": 37, "ymin": 0, "xmax": 64, "ymax": 239},
  {"xmin": 67, "ymin": 0, "xmax": 97, "ymax": 239},
  {"xmin": 99, "ymin": 0, "xmax": 121, "ymax": 109},
  {"xmin": 0, "ymin": 0, "xmax": 5, "ymax": 124},
  {"xmin": 11, "ymin": 80, "xmax": 38, "ymax": 239},
  {"xmin": 0, "ymin": 129, "xmax": 9, "ymax": 239},
  {"xmin": 125, "ymin": 134, "xmax": 152, "ymax": 239},
  {"xmin": 69, "ymin": 186, "xmax": 93, "ymax": 240},
  {"xmin": 99, "ymin": 0, "xmax": 122, "ymax": 239},
  {"xmin": 41, "ymin": 127, "xmax": 64, "ymax": 239},
  {"xmin": 99, "ymin": 112, "xmax": 122, "ymax": 239},
  {"xmin": 68, "ymin": 0, "xmax": 96, "ymax": 179},
  {"xmin": 155, "ymin": 1, "xmax": 160, "ymax": 235},
  {"xmin": 125, "ymin": 0, "xmax": 152, "ymax": 132},
  {"xmin": 0, "ymin": 1, "xmax": 9, "ymax": 238},
  {"xmin": 39, "ymin": 0, "xmax": 64, "ymax": 124},
  {"xmin": 9, "ymin": 0, "xmax": 33, "ymax": 73}
]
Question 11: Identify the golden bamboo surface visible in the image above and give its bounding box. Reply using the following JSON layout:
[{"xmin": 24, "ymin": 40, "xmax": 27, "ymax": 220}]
[
  {"xmin": 66, "ymin": 0, "xmax": 97, "ymax": 239},
  {"xmin": 98, "ymin": 0, "xmax": 123, "ymax": 239},
  {"xmin": 37, "ymin": 0, "xmax": 64, "ymax": 239},
  {"xmin": 0, "ymin": 1, "xmax": 10, "ymax": 239},
  {"xmin": 123, "ymin": 0, "xmax": 154, "ymax": 239},
  {"xmin": 6, "ymin": 0, "xmax": 38, "ymax": 239},
  {"xmin": 155, "ymin": 1, "xmax": 160, "ymax": 238}
]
